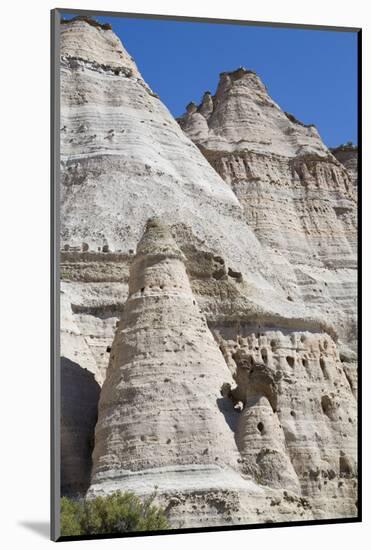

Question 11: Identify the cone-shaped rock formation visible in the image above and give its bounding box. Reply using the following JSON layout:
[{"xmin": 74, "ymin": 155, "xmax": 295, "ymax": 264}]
[
  {"xmin": 178, "ymin": 67, "xmax": 357, "ymax": 347},
  {"xmin": 89, "ymin": 219, "xmax": 241, "ymax": 494}
]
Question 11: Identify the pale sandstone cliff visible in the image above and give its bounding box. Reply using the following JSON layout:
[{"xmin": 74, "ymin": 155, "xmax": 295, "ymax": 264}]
[
  {"xmin": 331, "ymin": 144, "xmax": 358, "ymax": 185},
  {"xmin": 88, "ymin": 219, "xmax": 313, "ymax": 525},
  {"xmin": 59, "ymin": 18, "xmax": 358, "ymax": 524},
  {"xmin": 88, "ymin": 219, "xmax": 357, "ymax": 524},
  {"xmin": 177, "ymin": 68, "xmax": 357, "ymax": 349}
]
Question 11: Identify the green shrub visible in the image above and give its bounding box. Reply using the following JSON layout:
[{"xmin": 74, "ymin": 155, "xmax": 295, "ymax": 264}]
[
  {"xmin": 60, "ymin": 497, "xmax": 83, "ymax": 536},
  {"xmin": 60, "ymin": 491, "xmax": 170, "ymax": 536}
]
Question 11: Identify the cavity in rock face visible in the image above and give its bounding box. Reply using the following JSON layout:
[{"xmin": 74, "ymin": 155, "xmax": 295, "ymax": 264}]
[
  {"xmin": 236, "ymin": 395, "xmax": 300, "ymax": 493},
  {"xmin": 61, "ymin": 357, "xmax": 100, "ymax": 496},
  {"xmin": 216, "ymin": 327, "xmax": 358, "ymax": 519},
  {"xmin": 89, "ymin": 219, "xmax": 241, "ymax": 494}
]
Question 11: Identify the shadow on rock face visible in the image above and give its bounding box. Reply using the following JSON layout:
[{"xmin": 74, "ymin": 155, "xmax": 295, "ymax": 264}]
[
  {"xmin": 216, "ymin": 396, "xmax": 240, "ymax": 433},
  {"xmin": 61, "ymin": 357, "xmax": 100, "ymax": 497}
]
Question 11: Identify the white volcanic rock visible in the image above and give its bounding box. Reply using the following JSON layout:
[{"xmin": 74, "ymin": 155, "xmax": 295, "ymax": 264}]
[
  {"xmin": 331, "ymin": 144, "xmax": 358, "ymax": 185},
  {"xmin": 89, "ymin": 219, "xmax": 241, "ymax": 483},
  {"xmin": 59, "ymin": 18, "xmax": 358, "ymax": 524},
  {"xmin": 216, "ymin": 326, "xmax": 357, "ymax": 519},
  {"xmin": 60, "ymin": 19, "xmax": 344, "ymax": 335},
  {"xmin": 178, "ymin": 68, "xmax": 357, "ymax": 347},
  {"xmin": 179, "ymin": 68, "xmax": 329, "ymax": 158},
  {"xmin": 60, "ymin": 20, "xmax": 246, "ymax": 255},
  {"xmin": 59, "ymin": 17, "xmax": 340, "ymax": 395},
  {"xmin": 60, "ymin": 17, "xmax": 141, "ymax": 76},
  {"xmin": 88, "ymin": 219, "xmax": 316, "ymax": 525}
]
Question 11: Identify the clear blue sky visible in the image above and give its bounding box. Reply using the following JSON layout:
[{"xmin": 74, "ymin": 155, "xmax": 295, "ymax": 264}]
[{"xmin": 61, "ymin": 12, "xmax": 358, "ymax": 147}]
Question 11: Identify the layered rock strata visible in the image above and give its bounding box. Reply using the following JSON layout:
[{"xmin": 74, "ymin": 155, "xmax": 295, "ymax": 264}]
[
  {"xmin": 88, "ymin": 220, "xmax": 357, "ymax": 524},
  {"xmin": 88, "ymin": 219, "xmax": 313, "ymax": 525},
  {"xmin": 178, "ymin": 68, "xmax": 358, "ymax": 347},
  {"xmin": 59, "ymin": 17, "xmax": 358, "ymax": 524},
  {"xmin": 89, "ymin": 218, "xmax": 240, "ymax": 480},
  {"xmin": 216, "ymin": 326, "xmax": 357, "ymax": 519},
  {"xmin": 331, "ymin": 144, "xmax": 358, "ymax": 185}
]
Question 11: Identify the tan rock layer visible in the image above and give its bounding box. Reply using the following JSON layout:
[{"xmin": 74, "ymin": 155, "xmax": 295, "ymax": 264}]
[
  {"xmin": 215, "ymin": 325, "xmax": 357, "ymax": 519},
  {"xmin": 89, "ymin": 219, "xmax": 241, "ymax": 491},
  {"xmin": 330, "ymin": 145, "xmax": 358, "ymax": 185},
  {"xmin": 178, "ymin": 69, "xmax": 357, "ymax": 347},
  {"xmin": 58, "ymin": 19, "xmax": 358, "ymax": 526}
]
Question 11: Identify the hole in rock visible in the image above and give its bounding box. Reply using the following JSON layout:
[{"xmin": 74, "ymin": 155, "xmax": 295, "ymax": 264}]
[
  {"xmin": 257, "ymin": 422, "xmax": 264, "ymax": 433},
  {"xmin": 320, "ymin": 357, "xmax": 329, "ymax": 379},
  {"xmin": 286, "ymin": 356, "xmax": 295, "ymax": 368},
  {"xmin": 321, "ymin": 395, "xmax": 332, "ymax": 416},
  {"xmin": 141, "ymin": 287, "xmax": 145, "ymax": 293},
  {"xmin": 339, "ymin": 454, "xmax": 353, "ymax": 477}
]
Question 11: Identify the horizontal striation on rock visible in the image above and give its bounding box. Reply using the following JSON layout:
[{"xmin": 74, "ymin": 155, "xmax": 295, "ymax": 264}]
[
  {"xmin": 87, "ymin": 220, "xmax": 324, "ymax": 525},
  {"xmin": 214, "ymin": 325, "xmax": 357, "ymax": 519},
  {"xmin": 330, "ymin": 144, "xmax": 358, "ymax": 185},
  {"xmin": 178, "ymin": 67, "xmax": 357, "ymax": 346},
  {"xmin": 89, "ymin": 219, "xmax": 241, "ymax": 485},
  {"xmin": 59, "ymin": 17, "xmax": 358, "ymax": 525},
  {"xmin": 60, "ymin": 19, "xmax": 320, "ymax": 319}
]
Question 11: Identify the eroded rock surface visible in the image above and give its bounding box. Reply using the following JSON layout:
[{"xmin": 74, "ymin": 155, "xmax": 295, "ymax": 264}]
[
  {"xmin": 215, "ymin": 326, "xmax": 357, "ymax": 519},
  {"xmin": 331, "ymin": 144, "xmax": 358, "ymax": 185},
  {"xmin": 178, "ymin": 67, "xmax": 357, "ymax": 348},
  {"xmin": 89, "ymin": 219, "xmax": 240, "ymax": 485},
  {"xmin": 59, "ymin": 17, "xmax": 358, "ymax": 526},
  {"xmin": 88, "ymin": 219, "xmax": 318, "ymax": 525}
]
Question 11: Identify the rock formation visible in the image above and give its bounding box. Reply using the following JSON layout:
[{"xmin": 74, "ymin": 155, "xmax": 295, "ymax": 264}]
[
  {"xmin": 331, "ymin": 144, "xmax": 358, "ymax": 185},
  {"xmin": 59, "ymin": 17, "xmax": 358, "ymax": 527},
  {"xmin": 88, "ymin": 219, "xmax": 357, "ymax": 523},
  {"xmin": 178, "ymin": 67, "xmax": 358, "ymax": 348},
  {"xmin": 87, "ymin": 219, "xmax": 309, "ymax": 525},
  {"xmin": 217, "ymin": 327, "xmax": 357, "ymax": 519},
  {"xmin": 89, "ymin": 220, "xmax": 242, "ymax": 490}
]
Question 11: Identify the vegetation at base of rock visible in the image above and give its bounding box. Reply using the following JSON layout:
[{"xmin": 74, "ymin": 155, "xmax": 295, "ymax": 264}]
[{"xmin": 60, "ymin": 491, "xmax": 170, "ymax": 536}]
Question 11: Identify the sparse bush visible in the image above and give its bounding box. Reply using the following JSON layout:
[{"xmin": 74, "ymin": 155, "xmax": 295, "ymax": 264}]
[
  {"xmin": 60, "ymin": 491, "xmax": 170, "ymax": 537},
  {"xmin": 60, "ymin": 496, "xmax": 83, "ymax": 536}
]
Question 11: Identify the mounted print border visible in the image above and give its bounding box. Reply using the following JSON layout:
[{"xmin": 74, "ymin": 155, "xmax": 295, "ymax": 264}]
[{"xmin": 51, "ymin": 7, "xmax": 362, "ymax": 542}]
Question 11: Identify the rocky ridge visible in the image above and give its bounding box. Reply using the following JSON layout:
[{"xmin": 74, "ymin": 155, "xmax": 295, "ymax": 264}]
[
  {"xmin": 178, "ymin": 67, "xmax": 357, "ymax": 348},
  {"xmin": 59, "ymin": 18, "xmax": 358, "ymax": 526}
]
